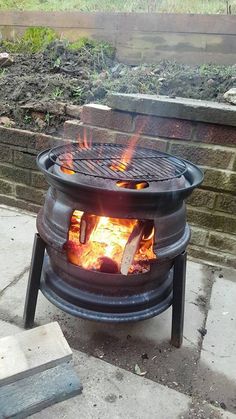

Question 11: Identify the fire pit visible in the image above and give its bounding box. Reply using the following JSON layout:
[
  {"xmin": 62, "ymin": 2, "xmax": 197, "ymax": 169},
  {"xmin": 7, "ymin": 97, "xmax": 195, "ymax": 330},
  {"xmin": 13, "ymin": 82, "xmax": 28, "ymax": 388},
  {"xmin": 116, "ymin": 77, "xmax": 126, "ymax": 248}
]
[{"xmin": 23, "ymin": 140, "xmax": 203, "ymax": 347}]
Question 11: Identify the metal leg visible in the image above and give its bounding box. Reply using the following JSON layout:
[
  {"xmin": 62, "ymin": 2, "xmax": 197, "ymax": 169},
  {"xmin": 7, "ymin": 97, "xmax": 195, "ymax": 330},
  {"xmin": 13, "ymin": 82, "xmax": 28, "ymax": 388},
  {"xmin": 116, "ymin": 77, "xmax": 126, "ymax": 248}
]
[
  {"xmin": 23, "ymin": 233, "xmax": 46, "ymax": 329},
  {"xmin": 171, "ymin": 251, "xmax": 187, "ymax": 348}
]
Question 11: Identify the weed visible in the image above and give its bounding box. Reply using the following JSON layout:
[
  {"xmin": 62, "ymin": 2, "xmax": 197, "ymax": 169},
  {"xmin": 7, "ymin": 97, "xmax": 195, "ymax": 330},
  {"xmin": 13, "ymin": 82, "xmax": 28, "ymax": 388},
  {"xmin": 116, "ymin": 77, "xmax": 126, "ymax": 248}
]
[
  {"xmin": 1, "ymin": 27, "xmax": 58, "ymax": 53},
  {"xmin": 45, "ymin": 112, "xmax": 52, "ymax": 125},
  {"xmin": 51, "ymin": 87, "xmax": 64, "ymax": 99},
  {"xmin": 24, "ymin": 113, "xmax": 32, "ymax": 124},
  {"xmin": 0, "ymin": 69, "xmax": 6, "ymax": 77}
]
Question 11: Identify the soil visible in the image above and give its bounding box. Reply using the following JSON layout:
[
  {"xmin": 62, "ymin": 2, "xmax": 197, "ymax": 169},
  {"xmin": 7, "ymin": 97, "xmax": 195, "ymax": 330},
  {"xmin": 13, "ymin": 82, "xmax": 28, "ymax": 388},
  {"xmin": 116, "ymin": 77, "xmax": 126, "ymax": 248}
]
[{"xmin": 0, "ymin": 40, "xmax": 236, "ymax": 135}]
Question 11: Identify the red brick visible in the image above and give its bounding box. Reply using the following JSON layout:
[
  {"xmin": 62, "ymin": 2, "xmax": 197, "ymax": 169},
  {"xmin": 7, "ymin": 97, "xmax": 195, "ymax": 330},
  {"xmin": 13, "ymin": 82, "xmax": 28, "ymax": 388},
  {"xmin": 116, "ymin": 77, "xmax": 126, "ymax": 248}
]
[
  {"xmin": 135, "ymin": 115, "xmax": 193, "ymax": 140},
  {"xmin": 170, "ymin": 143, "xmax": 234, "ymax": 169},
  {"xmin": 195, "ymin": 122, "xmax": 236, "ymax": 147},
  {"xmin": 82, "ymin": 104, "xmax": 134, "ymax": 132},
  {"xmin": 64, "ymin": 123, "xmax": 117, "ymax": 144},
  {"xmin": 115, "ymin": 133, "xmax": 168, "ymax": 151},
  {"xmin": 31, "ymin": 172, "xmax": 48, "ymax": 189}
]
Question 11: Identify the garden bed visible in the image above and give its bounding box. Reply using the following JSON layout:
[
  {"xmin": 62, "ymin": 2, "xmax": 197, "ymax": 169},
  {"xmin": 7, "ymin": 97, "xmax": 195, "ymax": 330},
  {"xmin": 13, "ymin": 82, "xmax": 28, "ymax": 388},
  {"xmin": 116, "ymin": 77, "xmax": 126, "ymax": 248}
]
[{"xmin": 0, "ymin": 37, "xmax": 236, "ymax": 134}]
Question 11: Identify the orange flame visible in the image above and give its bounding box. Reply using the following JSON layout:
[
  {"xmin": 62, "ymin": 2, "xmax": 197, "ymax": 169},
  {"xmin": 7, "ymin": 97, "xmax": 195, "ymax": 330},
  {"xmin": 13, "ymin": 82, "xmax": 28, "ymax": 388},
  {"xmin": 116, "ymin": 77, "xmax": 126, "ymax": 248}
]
[
  {"xmin": 111, "ymin": 119, "xmax": 147, "ymax": 172},
  {"xmin": 66, "ymin": 211, "xmax": 156, "ymax": 274}
]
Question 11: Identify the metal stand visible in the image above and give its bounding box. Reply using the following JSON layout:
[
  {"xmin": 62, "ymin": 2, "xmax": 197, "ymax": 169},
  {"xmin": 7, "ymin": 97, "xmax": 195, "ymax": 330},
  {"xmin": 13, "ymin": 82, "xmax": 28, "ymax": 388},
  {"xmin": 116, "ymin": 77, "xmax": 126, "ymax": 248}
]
[
  {"xmin": 171, "ymin": 251, "xmax": 187, "ymax": 348},
  {"xmin": 23, "ymin": 233, "xmax": 46, "ymax": 328}
]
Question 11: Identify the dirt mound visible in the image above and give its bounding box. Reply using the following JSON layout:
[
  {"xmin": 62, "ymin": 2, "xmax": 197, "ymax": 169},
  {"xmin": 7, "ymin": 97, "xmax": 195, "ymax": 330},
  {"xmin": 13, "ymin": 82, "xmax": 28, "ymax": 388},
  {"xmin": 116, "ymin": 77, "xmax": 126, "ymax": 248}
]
[{"xmin": 0, "ymin": 39, "xmax": 236, "ymax": 134}]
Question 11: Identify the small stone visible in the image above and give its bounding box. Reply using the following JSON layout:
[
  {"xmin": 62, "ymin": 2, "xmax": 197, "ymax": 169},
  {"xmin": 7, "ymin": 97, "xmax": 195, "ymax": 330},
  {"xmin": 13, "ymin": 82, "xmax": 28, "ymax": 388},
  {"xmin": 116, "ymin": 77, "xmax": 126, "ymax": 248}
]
[
  {"xmin": 198, "ymin": 327, "xmax": 207, "ymax": 337},
  {"xmin": 223, "ymin": 88, "xmax": 236, "ymax": 105},
  {"xmin": 0, "ymin": 52, "xmax": 14, "ymax": 67},
  {"xmin": 141, "ymin": 353, "xmax": 149, "ymax": 360},
  {"xmin": 220, "ymin": 402, "xmax": 227, "ymax": 409},
  {"xmin": 0, "ymin": 116, "xmax": 15, "ymax": 127}
]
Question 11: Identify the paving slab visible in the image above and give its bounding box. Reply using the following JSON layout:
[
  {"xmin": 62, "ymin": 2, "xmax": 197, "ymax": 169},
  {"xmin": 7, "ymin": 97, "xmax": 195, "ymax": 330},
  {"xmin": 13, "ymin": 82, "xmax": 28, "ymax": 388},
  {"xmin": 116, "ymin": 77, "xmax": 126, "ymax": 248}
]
[
  {"xmin": 0, "ymin": 205, "xmax": 236, "ymax": 419},
  {"xmin": 195, "ymin": 269, "xmax": 236, "ymax": 413},
  {"xmin": 31, "ymin": 349, "xmax": 191, "ymax": 419},
  {"xmin": 0, "ymin": 205, "xmax": 36, "ymax": 291},
  {"xmin": 0, "ymin": 320, "xmax": 22, "ymax": 338}
]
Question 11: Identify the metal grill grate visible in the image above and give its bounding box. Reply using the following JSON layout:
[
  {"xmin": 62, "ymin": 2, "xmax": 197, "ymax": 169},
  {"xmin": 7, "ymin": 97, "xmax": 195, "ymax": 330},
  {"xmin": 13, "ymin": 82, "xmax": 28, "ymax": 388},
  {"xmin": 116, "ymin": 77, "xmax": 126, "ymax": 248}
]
[{"xmin": 49, "ymin": 143, "xmax": 187, "ymax": 182}]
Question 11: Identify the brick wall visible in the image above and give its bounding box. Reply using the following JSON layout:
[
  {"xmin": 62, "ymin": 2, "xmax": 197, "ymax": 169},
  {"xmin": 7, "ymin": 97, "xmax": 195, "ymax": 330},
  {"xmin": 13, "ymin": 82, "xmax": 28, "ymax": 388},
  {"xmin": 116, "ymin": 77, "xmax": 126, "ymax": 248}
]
[
  {"xmin": 64, "ymin": 98, "xmax": 236, "ymax": 269},
  {"xmin": 0, "ymin": 126, "xmax": 64, "ymax": 213},
  {"xmin": 0, "ymin": 95, "xmax": 235, "ymax": 269}
]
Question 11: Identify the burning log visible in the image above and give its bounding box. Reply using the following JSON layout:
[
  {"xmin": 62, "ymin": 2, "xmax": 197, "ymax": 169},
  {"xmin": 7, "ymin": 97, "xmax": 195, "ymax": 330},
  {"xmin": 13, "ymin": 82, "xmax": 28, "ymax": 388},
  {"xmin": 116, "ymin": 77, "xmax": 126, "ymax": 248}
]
[
  {"xmin": 121, "ymin": 221, "xmax": 147, "ymax": 275},
  {"xmin": 79, "ymin": 214, "xmax": 98, "ymax": 244}
]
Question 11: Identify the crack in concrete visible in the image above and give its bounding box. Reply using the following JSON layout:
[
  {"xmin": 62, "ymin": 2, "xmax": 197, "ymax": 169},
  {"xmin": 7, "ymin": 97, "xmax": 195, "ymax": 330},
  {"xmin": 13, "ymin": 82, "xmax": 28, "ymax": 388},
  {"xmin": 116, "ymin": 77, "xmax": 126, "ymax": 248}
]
[{"xmin": 0, "ymin": 265, "xmax": 30, "ymax": 297}]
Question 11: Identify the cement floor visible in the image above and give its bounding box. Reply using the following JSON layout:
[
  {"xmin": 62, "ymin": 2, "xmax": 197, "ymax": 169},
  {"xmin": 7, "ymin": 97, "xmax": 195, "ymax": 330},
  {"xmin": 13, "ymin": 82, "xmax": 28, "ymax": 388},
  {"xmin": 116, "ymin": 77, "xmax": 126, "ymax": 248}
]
[{"xmin": 0, "ymin": 205, "xmax": 235, "ymax": 419}]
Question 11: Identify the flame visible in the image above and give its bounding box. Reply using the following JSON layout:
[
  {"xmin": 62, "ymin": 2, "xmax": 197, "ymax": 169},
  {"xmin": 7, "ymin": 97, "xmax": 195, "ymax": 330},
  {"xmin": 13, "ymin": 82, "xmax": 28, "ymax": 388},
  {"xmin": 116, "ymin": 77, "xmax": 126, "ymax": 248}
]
[
  {"xmin": 111, "ymin": 119, "xmax": 147, "ymax": 172},
  {"xmin": 61, "ymin": 152, "xmax": 75, "ymax": 175},
  {"xmin": 66, "ymin": 211, "xmax": 156, "ymax": 274}
]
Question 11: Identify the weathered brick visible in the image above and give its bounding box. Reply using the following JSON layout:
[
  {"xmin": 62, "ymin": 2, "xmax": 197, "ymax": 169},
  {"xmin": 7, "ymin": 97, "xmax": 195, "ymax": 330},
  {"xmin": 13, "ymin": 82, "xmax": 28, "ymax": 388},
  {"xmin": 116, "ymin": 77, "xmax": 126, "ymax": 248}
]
[
  {"xmin": 31, "ymin": 172, "xmax": 48, "ymax": 189},
  {"xmin": 35, "ymin": 133, "xmax": 64, "ymax": 151},
  {"xmin": 0, "ymin": 126, "xmax": 36, "ymax": 149},
  {"xmin": 0, "ymin": 164, "xmax": 31, "ymax": 185},
  {"xmin": 202, "ymin": 169, "xmax": 236, "ymax": 193},
  {"xmin": 188, "ymin": 207, "xmax": 236, "ymax": 235},
  {"xmin": 0, "ymin": 145, "xmax": 13, "ymax": 163},
  {"xmin": 195, "ymin": 122, "xmax": 236, "ymax": 147},
  {"xmin": 0, "ymin": 194, "xmax": 40, "ymax": 214},
  {"xmin": 215, "ymin": 193, "xmax": 236, "ymax": 214},
  {"xmin": 82, "ymin": 104, "xmax": 134, "ymax": 132},
  {"xmin": 115, "ymin": 133, "xmax": 168, "ymax": 151},
  {"xmin": 64, "ymin": 122, "xmax": 117, "ymax": 144},
  {"xmin": 0, "ymin": 179, "xmax": 14, "ymax": 195},
  {"xmin": 14, "ymin": 150, "xmax": 37, "ymax": 170},
  {"xmin": 65, "ymin": 104, "xmax": 82, "ymax": 118},
  {"xmin": 170, "ymin": 143, "xmax": 234, "ymax": 170},
  {"xmin": 189, "ymin": 226, "xmax": 208, "ymax": 246},
  {"xmin": 15, "ymin": 184, "xmax": 45, "ymax": 205},
  {"xmin": 208, "ymin": 232, "xmax": 236, "ymax": 255},
  {"xmin": 187, "ymin": 189, "xmax": 216, "ymax": 209},
  {"xmin": 135, "ymin": 115, "xmax": 193, "ymax": 140},
  {"xmin": 188, "ymin": 245, "xmax": 229, "ymax": 267}
]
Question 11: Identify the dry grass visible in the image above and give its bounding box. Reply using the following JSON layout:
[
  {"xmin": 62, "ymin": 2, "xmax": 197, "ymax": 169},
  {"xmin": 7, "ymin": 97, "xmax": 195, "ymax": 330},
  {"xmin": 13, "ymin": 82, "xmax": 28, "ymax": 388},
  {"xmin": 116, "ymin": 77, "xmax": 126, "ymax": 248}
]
[{"xmin": 0, "ymin": 0, "xmax": 236, "ymax": 14}]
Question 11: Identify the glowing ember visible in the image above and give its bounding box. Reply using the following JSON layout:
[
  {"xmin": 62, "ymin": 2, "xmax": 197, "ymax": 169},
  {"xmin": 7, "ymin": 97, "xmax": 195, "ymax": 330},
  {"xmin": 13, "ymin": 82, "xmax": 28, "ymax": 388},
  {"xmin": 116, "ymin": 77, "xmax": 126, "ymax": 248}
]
[{"xmin": 66, "ymin": 211, "xmax": 156, "ymax": 274}]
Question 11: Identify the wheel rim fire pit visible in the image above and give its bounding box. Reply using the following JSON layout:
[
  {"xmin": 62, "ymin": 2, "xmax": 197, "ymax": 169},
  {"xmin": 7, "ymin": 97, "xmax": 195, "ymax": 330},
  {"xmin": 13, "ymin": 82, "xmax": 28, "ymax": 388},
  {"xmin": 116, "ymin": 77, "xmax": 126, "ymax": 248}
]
[{"xmin": 23, "ymin": 141, "xmax": 203, "ymax": 347}]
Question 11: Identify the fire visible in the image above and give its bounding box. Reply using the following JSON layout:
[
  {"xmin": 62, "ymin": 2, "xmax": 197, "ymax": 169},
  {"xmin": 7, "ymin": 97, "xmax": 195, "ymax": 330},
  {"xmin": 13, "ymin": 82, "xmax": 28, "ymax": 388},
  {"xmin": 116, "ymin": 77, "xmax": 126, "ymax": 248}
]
[
  {"xmin": 66, "ymin": 211, "xmax": 156, "ymax": 275},
  {"xmin": 110, "ymin": 119, "xmax": 146, "ymax": 173}
]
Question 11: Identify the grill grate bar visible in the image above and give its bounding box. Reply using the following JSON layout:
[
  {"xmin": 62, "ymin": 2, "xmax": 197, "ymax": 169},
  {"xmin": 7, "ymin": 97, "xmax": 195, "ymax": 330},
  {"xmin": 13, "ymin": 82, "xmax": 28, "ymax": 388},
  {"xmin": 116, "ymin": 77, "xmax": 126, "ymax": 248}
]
[{"xmin": 49, "ymin": 143, "xmax": 187, "ymax": 182}]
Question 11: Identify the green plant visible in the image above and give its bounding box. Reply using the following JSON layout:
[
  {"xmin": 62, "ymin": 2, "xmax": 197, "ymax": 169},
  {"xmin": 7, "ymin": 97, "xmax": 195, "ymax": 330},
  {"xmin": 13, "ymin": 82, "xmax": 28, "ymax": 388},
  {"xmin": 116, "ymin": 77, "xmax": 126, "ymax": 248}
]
[
  {"xmin": 1, "ymin": 27, "xmax": 58, "ymax": 53},
  {"xmin": 24, "ymin": 113, "xmax": 32, "ymax": 124},
  {"xmin": 45, "ymin": 112, "xmax": 52, "ymax": 125},
  {"xmin": 51, "ymin": 87, "xmax": 64, "ymax": 99},
  {"xmin": 0, "ymin": 68, "xmax": 6, "ymax": 77}
]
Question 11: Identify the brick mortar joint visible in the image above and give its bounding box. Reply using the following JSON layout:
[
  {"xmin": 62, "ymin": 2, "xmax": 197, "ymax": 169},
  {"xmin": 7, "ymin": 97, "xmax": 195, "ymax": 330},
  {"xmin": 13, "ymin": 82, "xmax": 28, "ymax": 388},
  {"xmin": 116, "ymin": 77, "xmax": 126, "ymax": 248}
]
[{"xmin": 187, "ymin": 205, "xmax": 236, "ymax": 220}]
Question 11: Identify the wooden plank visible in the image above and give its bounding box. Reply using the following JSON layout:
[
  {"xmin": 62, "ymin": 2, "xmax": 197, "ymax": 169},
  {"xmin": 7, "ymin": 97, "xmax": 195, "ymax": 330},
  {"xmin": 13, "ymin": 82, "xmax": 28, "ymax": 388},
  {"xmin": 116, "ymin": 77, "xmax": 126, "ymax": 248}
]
[
  {"xmin": 107, "ymin": 93, "xmax": 236, "ymax": 127},
  {"xmin": 0, "ymin": 322, "xmax": 72, "ymax": 387},
  {"xmin": 115, "ymin": 32, "xmax": 236, "ymax": 54},
  {"xmin": 0, "ymin": 11, "xmax": 236, "ymax": 35},
  {"xmin": 0, "ymin": 362, "xmax": 82, "ymax": 419}
]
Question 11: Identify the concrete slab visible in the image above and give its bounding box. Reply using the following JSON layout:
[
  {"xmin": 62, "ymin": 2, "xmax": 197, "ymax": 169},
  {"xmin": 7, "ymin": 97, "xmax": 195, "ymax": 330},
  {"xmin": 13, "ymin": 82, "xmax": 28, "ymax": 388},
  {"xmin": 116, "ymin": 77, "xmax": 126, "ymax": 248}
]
[
  {"xmin": 0, "ymin": 262, "xmax": 207, "ymax": 395},
  {"xmin": 0, "ymin": 205, "xmax": 36, "ymax": 291},
  {"xmin": 0, "ymin": 205, "xmax": 236, "ymax": 419},
  {"xmin": 0, "ymin": 320, "xmax": 22, "ymax": 338},
  {"xmin": 31, "ymin": 350, "xmax": 191, "ymax": 419},
  {"xmin": 195, "ymin": 269, "xmax": 236, "ymax": 413}
]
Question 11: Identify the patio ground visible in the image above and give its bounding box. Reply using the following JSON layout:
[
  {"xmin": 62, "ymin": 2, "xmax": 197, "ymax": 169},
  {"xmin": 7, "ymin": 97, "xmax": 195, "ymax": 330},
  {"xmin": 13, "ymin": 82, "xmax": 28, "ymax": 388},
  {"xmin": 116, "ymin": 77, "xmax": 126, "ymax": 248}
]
[{"xmin": 0, "ymin": 205, "xmax": 235, "ymax": 419}]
